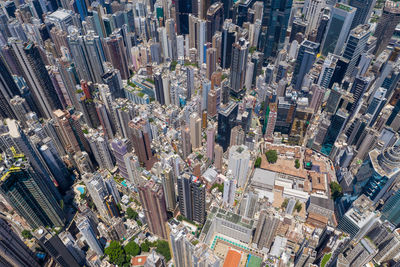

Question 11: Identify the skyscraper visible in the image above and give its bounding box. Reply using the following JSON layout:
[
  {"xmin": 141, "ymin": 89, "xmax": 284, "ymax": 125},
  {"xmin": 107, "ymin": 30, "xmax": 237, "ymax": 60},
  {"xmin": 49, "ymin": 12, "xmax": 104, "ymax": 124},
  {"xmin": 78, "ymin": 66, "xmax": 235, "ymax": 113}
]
[
  {"xmin": 228, "ymin": 145, "xmax": 251, "ymax": 187},
  {"xmin": 177, "ymin": 173, "xmax": 206, "ymax": 224},
  {"xmin": 381, "ymin": 189, "xmax": 400, "ymax": 226},
  {"xmin": 161, "ymin": 166, "xmax": 176, "ymax": 212},
  {"xmin": 104, "ymin": 33, "xmax": 129, "ymax": 79},
  {"xmin": 349, "ymin": 0, "xmax": 376, "ymax": 29},
  {"xmin": 0, "ymin": 217, "xmax": 40, "ymax": 267},
  {"xmin": 303, "ymin": 0, "xmax": 324, "ymax": 34},
  {"xmin": 373, "ymin": 0, "xmax": 400, "ymax": 55},
  {"xmin": 34, "ymin": 228, "xmax": 80, "ymax": 267},
  {"xmin": 83, "ymin": 172, "xmax": 110, "ymax": 219},
  {"xmin": 77, "ymin": 218, "xmax": 104, "ymax": 256},
  {"xmin": 0, "ymin": 154, "xmax": 65, "ymax": 228},
  {"xmin": 0, "ymin": 55, "xmax": 19, "ymax": 119},
  {"xmin": 223, "ymin": 171, "xmax": 236, "ymax": 206},
  {"xmin": 321, "ymin": 3, "xmax": 356, "ymax": 56},
  {"xmin": 321, "ymin": 109, "xmax": 348, "ymax": 156},
  {"xmin": 206, "ymin": 126, "xmax": 215, "ymax": 160},
  {"xmin": 230, "ymin": 38, "xmax": 249, "ymax": 95},
  {"xmin": 292, "ymin": 40, "xmax": 319, "ymax": 90},
  {"xmin": 206, "ymin": 2, "xmax": 224, "ymax": 42},
  {"xmin": 354, "ymin": 145, "xmax": 400, "ymax": 203},
  {"xmin": 342, "ymin": 24, "xmax": 370, "ymax": 76},
  {"xmin": 154, "ymin": 71, "xmax": 165, "ymax": 105},
  {"xmin": 206, "ymin": 48, "xmax": 216, "ymax": 79},
  {"xmin": 138, "ymin": 180, "xmax": 168, "ymax": 239},
  {"xmin": 9, "ymin": 40, "xmax": 62, "ymax": 118},
  {"xmin": 189, "ymin": 112, "xmax": 202, "ymax": 149},
  {"xmin": 217, "ymin": 102, "xmax": 239, "ymax": 151},
  {"xmin": 262, "ymin": 0, "xmax": 293, "ymax": 59},
  {"xmin": 129, "ymin": 118, "xmax": 156, "ymax": 170}
]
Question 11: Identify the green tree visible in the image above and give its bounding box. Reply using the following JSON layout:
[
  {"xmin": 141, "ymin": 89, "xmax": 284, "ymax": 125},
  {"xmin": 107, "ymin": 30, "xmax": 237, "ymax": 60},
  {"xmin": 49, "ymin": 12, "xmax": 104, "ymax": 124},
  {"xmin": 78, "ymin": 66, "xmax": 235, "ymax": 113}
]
[
  {"xmin": 295, "ymin": 159, "xmax": 300, "ymax": 169},
  {"xmin": 141, "ymin": 240, "xmax": 151, "ymax": 252},
  {"xmin": 156, "ymin": 240, "xmax": 171, "ymax": 262},
  {"xmin": 126, "ymin": 207, "xmax": 138, "ymax": 220},
  {"xmin": 265, "ymin": 150, "xmax": 278, "ymax": 163},
  {"xmin": 281, "ymin": 198, "xmax": 289, "ymax": 209},
  {"xmin": 124, "ymin": 240, "xmax": 140, "ymax": 257},
  {"xmin": 254, "ymin": 157, "xmax": 262, "ymax": 168},
  {"xmin": 211, "ymin": 183, "xmax": 224, "ymax": 193},
  {"xmin": 104, "ymin": 241, "xmax": 126, "ymax": 265},
  {"xmin": 294, "ymin": 200, "xmax": 302, "ymax": 212},
  {"xmin": 330, "ymin": 182, "xmax": 343, "ymax": 200},
  {"xmin": 21, "ymin": 230, "xmax": 32, "ymax": 239}
]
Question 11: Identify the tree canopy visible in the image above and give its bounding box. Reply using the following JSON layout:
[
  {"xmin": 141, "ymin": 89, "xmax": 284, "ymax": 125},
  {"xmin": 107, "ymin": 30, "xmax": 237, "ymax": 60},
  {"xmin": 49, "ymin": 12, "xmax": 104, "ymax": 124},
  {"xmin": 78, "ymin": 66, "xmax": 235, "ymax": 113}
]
[
  {"xmin": 265, "ymin": 150, "xmax": 278, "ymax": 163},
  {"xmin": 126, "ymin": 207, "xmax": 138, "ymax": 220},
  {"xmin": 124, "ymin": 240, "xmax": 140, "ymax": 257},
  {"xmin": 22, "ymin": 230, "xmax": 32, "ymax": 239},
  {"xmin": 104, "ymin": 241, "xmax": 126, "ymax": 266},
  {"xmin": 254, "ymin": 157, "xmax": 262, "ymax": 168},
  {"xmin": 330, "ymin": 182, "xmax": 343, "ymax": 200}
]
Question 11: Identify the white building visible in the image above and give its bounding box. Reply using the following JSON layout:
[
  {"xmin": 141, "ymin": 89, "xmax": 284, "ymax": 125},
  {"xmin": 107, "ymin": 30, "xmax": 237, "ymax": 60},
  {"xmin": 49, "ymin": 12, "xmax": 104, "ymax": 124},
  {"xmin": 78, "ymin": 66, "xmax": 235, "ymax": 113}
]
[{"xmin": 228, "ymin": 145, "xmax": 250, "ymax": 187}]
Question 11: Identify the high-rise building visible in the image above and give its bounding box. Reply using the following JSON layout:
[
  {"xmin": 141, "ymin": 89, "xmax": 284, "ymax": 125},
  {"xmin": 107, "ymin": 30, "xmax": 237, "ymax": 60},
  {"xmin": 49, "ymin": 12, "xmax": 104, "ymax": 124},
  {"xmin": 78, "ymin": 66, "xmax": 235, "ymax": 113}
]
[
  {"xmin": 181, "ymin": 126, "xmax": 191, "ymax": 159},
  {"xmin": 186, "ymin": 66, "xmax": 195, "ymax": 100},
  {"xmin": 261, "ymin": 0, "xmax": 293, "ymax": 59},
  {"xmin": 0, "ymin": 217, "xmax": 40, "ymax": 267},
  {"xmin": 177, "ymin": 173, "xmax": 206, "ymax": 224},
  {"xmin": 354, "ymin": 144, "xmax": 400, "ymax": 203},
  {"xmin": 349, "ymin": 0, "xmax": 376, "ymax": 29},
  {"xmin": 0, "ymin": 54, "xmax": 20, "ymax": 119},
  {"xmin": 161, "ymin": 166, "xmax": 176, "ymax": 212},
  {"xmin": 321, "ymin": 3, "xmax": 356, "ymax": 56},
  {"xmin": 381, "ymin": 189, "xmax": 400, "ymax": 226},
  {"xmin": 87, "ymin": 131, "xmax": 115, "ymax": 170},
  {"xmin": 39, "ymin": 140, "xmax": 71, "ymax": 192},
  {"xmin": 207, "ymin": 89, "xmax": 218, "ymax": 117},
  {"xmin": 189, "ymin": 112, "xmax": 202, "ymax": 149},
  {"xmin": 175, "ymin": 0, "xmax": 195, "ymax": 34},
  {"xmin": 154, "ymin": 71, "xmax": 165, "ymax": 105},
  {"xmin": 342, "ymin": 24, "xmax": 370, "ymax": 76},
  {"xmin": 9, "ymin": 40, "xmax": 62, "ymax": 118},
  {"xmin": 53, "ymin": 109, "xmax": 81, "ymax": 154},
  {"xmin": 223, "ymin": 171, "xmax": 236, "ymax": 206},
  {"xmin": 214, "ymin": 144, "xmax": 223, "ymax": 171},
  {"xmin": 337, "ymin": 195, "xmax": 378, "ymax": 240},
  {"xmin": 264, "ymin": 103, "xmax": 278, "ymax": 140},
  {"xmin": 104, "ymin": 33, "xmax": 129, "ymax": 79},
  {"xmin": 170, "ymin": 224, "xmax": 195, "ymax": 267},
  {"xmin": 83, "ymin": 172, "xmax": 110, "ymax": 219},
  {"xmin": 0, "ymin": 154, "xmax": 65, "ymax": 228},
  {"xmin": 77, "ymin": 218, "xmax": 104, "ymax": 256},
  {"xmin": 230, "ymin": 38, "xmax": 249, "ymax": 95},
  {"xmin": 253, "ymin": 210, "xmax": 280, "ymax": 250},
  {"xmin": 292, "ymin": 40, "xmax": 319, "ymax": 90},
  {"xmin": 111, "ymin": 139, "xmax": 129, "ymax": 180},
  {"xmin": 129, "ymin": 118, "xmax": 156, "ymax": 170},
  {"xmin": 321, "ymin": 109, "xmax": 348, "ymax": 156},
  {"xmin": 228, "ymin": 145, "xmax": 250, "ymax": 187},
  {"xmin": 138, "ymin": 180, "xmax": 168, "ymax": 239},
  {"xmin": 221, "ymin": 21, "xmax": 236, "ymax": 69},
  {"xmin": 206, "ymin": 2, "xmax": 223, "ymax": 42},
  {"xmin": 373, "ymin": 0, "xmax": 400, "ymax": 55},
  {"xmin": 206, "ymin": 48, "xmax": 216, "ymax": 80},
  {"xmin": 217, "ymin": 102, "xmax": 239, "ymax": 151},
  {"xmin": 303, "ymin": 0, "xmax": 324, "ymax": 34},
  {"xmin": 102, "ymin": 68, "xmax": 124, "ymax": 100},
  {"xmin": 206, "ymin": 126, "xmax": 215, "ymax": 160},
  {"xmin": 34, "ymin": 228, "xmax": 80, "ymax": 267}
]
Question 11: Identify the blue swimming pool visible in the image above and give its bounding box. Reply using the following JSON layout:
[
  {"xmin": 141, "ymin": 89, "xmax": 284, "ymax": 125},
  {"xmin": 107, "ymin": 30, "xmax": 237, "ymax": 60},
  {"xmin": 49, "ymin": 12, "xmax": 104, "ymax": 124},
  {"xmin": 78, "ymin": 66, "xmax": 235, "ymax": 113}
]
[{"xmin": 77, "ymin": 186, "xmax": 85, "ymax": 194}]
